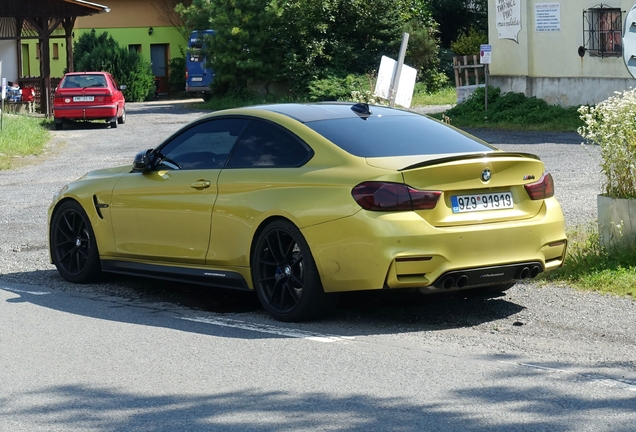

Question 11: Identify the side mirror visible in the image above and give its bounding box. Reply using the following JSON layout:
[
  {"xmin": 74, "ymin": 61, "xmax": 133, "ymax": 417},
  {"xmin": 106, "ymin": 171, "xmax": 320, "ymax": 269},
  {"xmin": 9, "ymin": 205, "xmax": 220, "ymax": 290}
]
[
  {"xmin": 132, "ymin": 149, "xmax": 153, "ymax": 172},
  {"xmin": 120, "ymin": 85, "xmax": 127, "ymax": 90}
]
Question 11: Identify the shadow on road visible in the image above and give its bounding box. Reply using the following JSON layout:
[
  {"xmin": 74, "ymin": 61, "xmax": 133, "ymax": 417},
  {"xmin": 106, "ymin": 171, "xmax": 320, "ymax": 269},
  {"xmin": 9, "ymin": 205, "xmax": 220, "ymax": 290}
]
[
  {"xmin": 1, "ymin": 371, "xmax": 634, "ymax": 431},
  {"xmin": 1, "ymin": 270, "xmax": 523, "ymax": 337}
]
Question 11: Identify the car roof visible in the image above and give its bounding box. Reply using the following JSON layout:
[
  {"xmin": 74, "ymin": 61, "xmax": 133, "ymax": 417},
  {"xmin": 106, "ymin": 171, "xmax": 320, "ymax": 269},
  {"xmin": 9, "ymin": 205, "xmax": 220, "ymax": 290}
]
[
  {"xmin": 242, "ymin": 103, "xmax": 418, "ymax": 123},
  {"xmin": 63, "ymin": 72, "xmax": 109, "ymax": 76}
]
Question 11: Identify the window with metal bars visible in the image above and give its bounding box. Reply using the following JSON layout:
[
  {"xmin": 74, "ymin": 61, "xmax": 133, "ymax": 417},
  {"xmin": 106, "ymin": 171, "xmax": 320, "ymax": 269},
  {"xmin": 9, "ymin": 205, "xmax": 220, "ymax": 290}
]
[{"xmin": 583, "ymin": 5, "xmax": 624, "ymax": 58}]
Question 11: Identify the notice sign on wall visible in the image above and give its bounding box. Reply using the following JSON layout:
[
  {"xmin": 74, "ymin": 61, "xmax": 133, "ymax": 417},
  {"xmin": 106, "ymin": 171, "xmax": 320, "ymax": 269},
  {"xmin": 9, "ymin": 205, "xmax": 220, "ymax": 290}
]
[
  {"xmin": 535, "ymin": 3, "xmax": 560, "ymax": 32},
  {"xmin": 496, "ymin": 0, "xmax": 521, "ymax": 42}
]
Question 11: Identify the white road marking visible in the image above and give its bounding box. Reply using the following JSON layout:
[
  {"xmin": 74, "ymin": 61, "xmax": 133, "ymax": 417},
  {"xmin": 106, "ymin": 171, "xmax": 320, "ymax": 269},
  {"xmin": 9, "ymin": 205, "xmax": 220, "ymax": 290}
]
[
  {"xmin": 1, "ymin": 287, "xmax": 51, "ymax": 296},
  {"xmin": 178, "ymin": 316, "xmax": 354, "ymax": 343},
  {"xmin": 499, "ymin": 360, "xmax": 636, "ymax": 392}
]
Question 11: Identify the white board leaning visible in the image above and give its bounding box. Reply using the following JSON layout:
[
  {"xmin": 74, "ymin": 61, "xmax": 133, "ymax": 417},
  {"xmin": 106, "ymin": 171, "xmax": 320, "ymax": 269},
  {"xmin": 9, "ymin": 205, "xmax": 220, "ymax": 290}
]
[{"xmin": 374, "ymin": 55, "xmax": 417, "ymax": 109}]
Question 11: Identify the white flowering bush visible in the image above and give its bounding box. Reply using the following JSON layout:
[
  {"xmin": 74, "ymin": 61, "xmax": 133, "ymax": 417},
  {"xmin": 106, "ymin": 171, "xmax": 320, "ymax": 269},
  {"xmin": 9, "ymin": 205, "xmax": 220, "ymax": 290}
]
[
  {"xmin": 350, "ymin": 90, "xmax": 387, "ymax": 106},
  {"xmin": 578, "ymin": 88, "xmax": 636, "ymax": 199}
]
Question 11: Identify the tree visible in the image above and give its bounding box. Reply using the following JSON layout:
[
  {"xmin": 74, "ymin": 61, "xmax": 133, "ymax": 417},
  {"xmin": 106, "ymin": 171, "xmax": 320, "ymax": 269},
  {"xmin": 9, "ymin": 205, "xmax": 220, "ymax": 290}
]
[
  {"xmin": 153, "ymin": 0, "xmax": 193, "ymax": 43},
  {"xmin": 74, "ymin": 31, "xmax": 155, "ymax": 102},
  {"xmin": 177, "ymin": 0, "xmax": 439, "ymax": 94},
  {"xmin": 428, "ymin": 0, "xmax": 487, "ymax": 47}
]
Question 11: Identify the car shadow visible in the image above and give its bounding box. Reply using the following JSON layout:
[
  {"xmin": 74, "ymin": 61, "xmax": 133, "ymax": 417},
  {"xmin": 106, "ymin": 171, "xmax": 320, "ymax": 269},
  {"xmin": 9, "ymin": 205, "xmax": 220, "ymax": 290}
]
[
  {"xmin": 53, "ymin": 120, "xmax": 114, "ymax": 131},
  {"xmin": 0, "ymin": 270, "xmax": 523, "ymax": 338}
]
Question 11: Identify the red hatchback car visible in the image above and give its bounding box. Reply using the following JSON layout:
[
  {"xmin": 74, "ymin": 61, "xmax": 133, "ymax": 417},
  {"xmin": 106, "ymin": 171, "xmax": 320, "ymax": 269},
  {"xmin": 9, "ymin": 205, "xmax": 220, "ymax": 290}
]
[{"xmin": 53, "ymin": 72, "xmax": 126, "ymax": 130}]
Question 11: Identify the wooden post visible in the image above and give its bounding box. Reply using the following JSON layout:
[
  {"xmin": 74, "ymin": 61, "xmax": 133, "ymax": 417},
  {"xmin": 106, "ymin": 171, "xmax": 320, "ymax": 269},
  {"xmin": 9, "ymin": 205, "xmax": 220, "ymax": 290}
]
[{"xmin": 63, "ymin": 17, "xmax": 76, "ymax": 73}]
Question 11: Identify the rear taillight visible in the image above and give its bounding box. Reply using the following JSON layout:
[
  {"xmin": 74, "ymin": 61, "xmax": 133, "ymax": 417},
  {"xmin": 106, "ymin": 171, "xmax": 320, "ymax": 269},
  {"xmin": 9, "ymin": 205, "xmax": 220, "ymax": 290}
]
[
  {"xmin": 104, "ymin": 93, "xmax": 114, "ymax": 103},
  {"xmin": 185, "ymin": 68, "xmax": 189, "ymax": 80},
  {"xmin": 524, "ymin": 172, "xmax": 554, "ymax": 200},
  {"xmin": 352, "ymin": 182, "xmax": 441, "ymax": 211}
]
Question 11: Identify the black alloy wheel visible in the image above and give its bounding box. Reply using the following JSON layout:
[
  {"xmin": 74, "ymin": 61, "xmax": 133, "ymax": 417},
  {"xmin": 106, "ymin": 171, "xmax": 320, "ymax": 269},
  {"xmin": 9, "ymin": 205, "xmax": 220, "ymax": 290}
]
[
  {"xmin": 50, "ymin": 200, "xmax": 102, "ymax": 283},
  {"xmin": 252, "ymin": 220, "xmax": 334, "ymax": 322}
]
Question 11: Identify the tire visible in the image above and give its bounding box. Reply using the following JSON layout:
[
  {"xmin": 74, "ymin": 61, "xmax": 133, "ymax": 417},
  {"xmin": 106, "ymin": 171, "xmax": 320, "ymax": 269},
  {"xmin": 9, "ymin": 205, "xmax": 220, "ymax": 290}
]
[
  {"xmin": 117, "ymin": 106, "xmax": 126, "ymax": 124},
  {"xmin": 252, "ymin": 220, "xmax": 334, "ymax": 322},
  {"xmin": 110, "ymin": 118, "xmax": 118, "ymax": 128},
  {"xmin": 202, "ymin": 93, "xmax": 213, "ymax": 102},
  {"xmin": 54, "ymin": 120, "xmax": 63, "ymax": 130},
  {"xmin": 50, "ymin": 200, "xmax": 102, "ymax": 283}
]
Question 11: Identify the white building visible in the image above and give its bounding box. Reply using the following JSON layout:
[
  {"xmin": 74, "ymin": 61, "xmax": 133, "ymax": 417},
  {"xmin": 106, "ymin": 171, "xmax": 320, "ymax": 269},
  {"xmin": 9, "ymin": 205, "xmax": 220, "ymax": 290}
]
[
  {"xmin": 0, "ymin": 40, "xmax": 19, "ymax": 84},
  {"xmin": 488, "ymin": 0, "xmax": 636, "ymax": 106}
]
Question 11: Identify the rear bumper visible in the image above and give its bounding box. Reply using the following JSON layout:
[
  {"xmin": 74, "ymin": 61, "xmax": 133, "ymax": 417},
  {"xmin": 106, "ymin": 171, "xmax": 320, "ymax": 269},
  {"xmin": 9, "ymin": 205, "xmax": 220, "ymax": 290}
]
[
  {"xmin": 53, "ymin": 104, "xmax": 118, "ymax": 120},
  {"xmin": 302, "ymin": 198, "xmax": 567, "ymax": 293},
  {"xmin": 186, "ymin": 86, "xmax": 211, "ymax": 92}
]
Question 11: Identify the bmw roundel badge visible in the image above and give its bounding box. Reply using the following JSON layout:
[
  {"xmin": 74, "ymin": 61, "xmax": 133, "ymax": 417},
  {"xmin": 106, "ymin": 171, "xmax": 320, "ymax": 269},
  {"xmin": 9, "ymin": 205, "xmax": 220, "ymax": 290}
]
[{"xmin": 481, "ymin": 169, "xmax": 492, "ymax": 182}]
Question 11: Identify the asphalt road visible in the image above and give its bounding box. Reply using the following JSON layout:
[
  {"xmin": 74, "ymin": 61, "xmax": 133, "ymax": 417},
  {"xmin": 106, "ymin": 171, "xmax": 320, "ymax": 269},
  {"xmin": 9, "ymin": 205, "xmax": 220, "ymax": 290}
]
[{"xmin": 0, "ymin": 101, "xmax": 634, "ymax": 431}]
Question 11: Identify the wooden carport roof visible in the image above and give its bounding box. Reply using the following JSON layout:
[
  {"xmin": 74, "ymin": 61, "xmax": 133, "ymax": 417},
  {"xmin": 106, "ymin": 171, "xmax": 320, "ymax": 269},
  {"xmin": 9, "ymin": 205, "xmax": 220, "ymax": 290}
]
[{"xmin": 0, "ymin": 0, "xmax": 110, "ymax": 116}]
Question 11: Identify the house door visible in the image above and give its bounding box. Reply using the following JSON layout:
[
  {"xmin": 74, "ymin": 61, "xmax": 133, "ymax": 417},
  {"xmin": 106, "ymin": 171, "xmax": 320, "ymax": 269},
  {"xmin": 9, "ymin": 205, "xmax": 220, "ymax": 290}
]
[
  {"xmin": 21, "ymin": 44, "xmax": 30, "ymax": 77},
  {"xmin": 150, "ymin": 44, "xmax": 169, "ymax": 94}
]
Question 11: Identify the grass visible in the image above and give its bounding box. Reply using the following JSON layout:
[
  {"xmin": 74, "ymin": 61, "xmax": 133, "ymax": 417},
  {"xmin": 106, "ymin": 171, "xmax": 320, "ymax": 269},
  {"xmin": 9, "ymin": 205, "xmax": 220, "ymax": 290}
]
[
  {"xmin": 540, "ymin": 223, "xmax": 636, "ymax": 298},
  {"xmin": 411, "ymin": 86, "xmax": 456, "ymax": 106},
  {"xmin": 0, "ymin": 114, "xmax": 51, "ymax": 169},
  {"xmin": 199, "ymin": 87, "xmax": 458, "ymax": 111}
]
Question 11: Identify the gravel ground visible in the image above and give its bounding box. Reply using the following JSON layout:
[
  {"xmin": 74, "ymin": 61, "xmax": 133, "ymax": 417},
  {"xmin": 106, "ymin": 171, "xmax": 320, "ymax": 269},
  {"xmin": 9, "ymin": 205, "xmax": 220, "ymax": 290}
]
[{"xmin": 0, "ymin": 101, "xmax": 633, "ymax": 375}]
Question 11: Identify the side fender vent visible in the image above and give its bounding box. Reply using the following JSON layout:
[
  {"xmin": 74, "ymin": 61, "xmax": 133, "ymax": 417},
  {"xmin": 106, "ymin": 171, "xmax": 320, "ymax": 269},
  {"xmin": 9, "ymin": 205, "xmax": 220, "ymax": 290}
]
[{"xmin": 93, "ymin": 195, "xmax": 109, "ymax": 219}]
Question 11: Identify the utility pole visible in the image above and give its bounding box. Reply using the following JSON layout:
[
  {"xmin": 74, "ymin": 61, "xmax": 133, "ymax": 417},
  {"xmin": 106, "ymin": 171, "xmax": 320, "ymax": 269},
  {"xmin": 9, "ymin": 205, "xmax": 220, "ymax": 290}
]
[{"xmin": 389, "ymin": 33, "xmax": 409, "ymax": 107}]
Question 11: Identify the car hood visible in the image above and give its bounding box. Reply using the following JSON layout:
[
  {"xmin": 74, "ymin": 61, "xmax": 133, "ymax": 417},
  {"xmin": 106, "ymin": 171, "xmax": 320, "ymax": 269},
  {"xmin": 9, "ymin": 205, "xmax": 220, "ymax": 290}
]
[{"xmin": 78, "ymin": 165, "xmax": 131, "ymax": 181}]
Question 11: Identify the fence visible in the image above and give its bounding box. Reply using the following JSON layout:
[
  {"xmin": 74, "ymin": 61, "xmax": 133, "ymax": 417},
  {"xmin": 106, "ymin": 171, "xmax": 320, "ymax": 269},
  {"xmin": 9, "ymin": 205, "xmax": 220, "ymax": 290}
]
[
  {"xmin": 453, "ymin": 55, "xmax": 485, "ymax": 103},
  {"xmin": 17, "ymin": 77, "xmax": 62, "ymax": 114}
]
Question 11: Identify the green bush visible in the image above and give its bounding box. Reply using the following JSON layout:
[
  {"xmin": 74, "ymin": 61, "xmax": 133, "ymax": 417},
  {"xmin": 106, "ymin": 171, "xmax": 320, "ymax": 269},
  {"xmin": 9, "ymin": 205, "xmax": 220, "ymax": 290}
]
[
  {"xmin": 450, "ymin": 27, "xmax": 487, "ymax": 55},
  {"xmin": 74, "ymin": 31, "xmax": 155, "ymax": 102},
  {"xmin": 444, "ymin": 86, "xmax": 582, "ymax": 130},
  {"xmin": 307, "ymin": 74, "xmax": 373, "ymax": 102},
  {"xmin": 169, "ymin": 56, "xmax": 186, "ymax": 94},
  {"xmin": 419, "ymin": 70, "xmax": 450, "ymax": 93}
]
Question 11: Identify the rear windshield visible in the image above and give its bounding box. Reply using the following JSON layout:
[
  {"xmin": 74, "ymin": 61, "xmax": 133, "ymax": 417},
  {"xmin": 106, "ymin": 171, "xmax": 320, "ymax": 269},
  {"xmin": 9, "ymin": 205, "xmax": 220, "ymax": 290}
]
[
  {"xmin": 305, "ymin": 115, "xmax": 494, "ymax": 157},
  {"xmin": 61, "ymin": 75, "xmax": 107, "ymax": 89}
]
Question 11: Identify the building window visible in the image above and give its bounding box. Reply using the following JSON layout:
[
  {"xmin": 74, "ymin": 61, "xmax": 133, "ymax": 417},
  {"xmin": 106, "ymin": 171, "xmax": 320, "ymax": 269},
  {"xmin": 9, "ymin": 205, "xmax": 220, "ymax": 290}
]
[
  {"xmin": 52, "ymin": 43, "xmax": 59, "ymax": 59},
  {"xmin": 129, "ymin": 44, "xmax": 142, "ymax": 54},
  {"xmin": 35, "ymin": 43, "xmax": 40, "ymax": 59},
  {"xmin": 583, "ymin": 5, "xmax": 624, "ymax": 58}
]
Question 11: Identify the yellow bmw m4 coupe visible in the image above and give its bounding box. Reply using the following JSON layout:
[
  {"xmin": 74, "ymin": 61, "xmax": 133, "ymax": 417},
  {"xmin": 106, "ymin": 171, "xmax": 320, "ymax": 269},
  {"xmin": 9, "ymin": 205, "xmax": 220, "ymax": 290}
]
[{"xmin": 49, "ymin": 103, "xmax": 567, "ymax": 321}]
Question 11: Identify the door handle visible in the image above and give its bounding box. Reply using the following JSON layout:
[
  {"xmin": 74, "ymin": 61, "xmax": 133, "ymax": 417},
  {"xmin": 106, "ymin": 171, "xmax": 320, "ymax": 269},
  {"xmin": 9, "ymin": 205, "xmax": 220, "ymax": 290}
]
[{"xmin": 190, "ymin": 180, "xmax": 211, "ymax": 189}]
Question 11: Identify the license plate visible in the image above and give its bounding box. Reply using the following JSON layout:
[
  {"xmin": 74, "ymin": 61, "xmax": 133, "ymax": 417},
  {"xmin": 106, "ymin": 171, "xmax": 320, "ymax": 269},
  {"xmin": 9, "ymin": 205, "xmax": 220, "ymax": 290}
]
[
  {"xmin": 73, "ymin": 96, "xmax": 94, "ymax": 102},
  {"xmin": 451, "ymin": 192, "xmax": 514, "ymax": 213},
  {"xmin": 191, "ymin": 77, "xmax": 203, "ymax": 82}
]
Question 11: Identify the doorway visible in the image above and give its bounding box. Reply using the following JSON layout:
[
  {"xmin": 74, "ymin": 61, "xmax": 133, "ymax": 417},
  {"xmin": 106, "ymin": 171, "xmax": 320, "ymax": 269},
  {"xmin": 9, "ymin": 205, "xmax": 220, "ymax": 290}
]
[
  {"xmin": 21, "ymin": 44, "xmax": 30, "ymax": 77},
  {"xmin": 150, "ymin": 44, "xmax": 169, "ymax": 94}
]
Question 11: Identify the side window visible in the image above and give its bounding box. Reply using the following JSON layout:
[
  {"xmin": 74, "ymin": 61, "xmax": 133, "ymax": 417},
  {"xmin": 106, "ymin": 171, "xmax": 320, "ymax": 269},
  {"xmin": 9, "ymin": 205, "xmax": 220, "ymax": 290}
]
[
  {"xmin": 583, "ymin": 6, "xmax": 623, "ymax": 58},
  {"xmin": 226, "ymin": 120, "xmax": 312, "ymax": 168},
  {"xmin": 156, "ymin": 118, "xmax": 249, "ymax": 170},
  {"xmin": 109, "ymin": 74, "xmax": 119, "ymax": 89}
]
